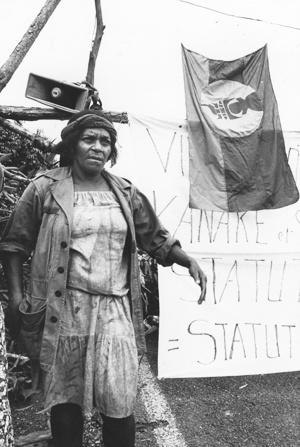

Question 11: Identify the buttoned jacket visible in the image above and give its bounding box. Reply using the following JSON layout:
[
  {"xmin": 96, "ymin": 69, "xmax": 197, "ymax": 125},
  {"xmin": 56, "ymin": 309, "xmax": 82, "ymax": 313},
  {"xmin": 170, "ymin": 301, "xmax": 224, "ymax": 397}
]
[{"xmin": 0, "ymin": 166, "xmax": 179, "ymax": 372}]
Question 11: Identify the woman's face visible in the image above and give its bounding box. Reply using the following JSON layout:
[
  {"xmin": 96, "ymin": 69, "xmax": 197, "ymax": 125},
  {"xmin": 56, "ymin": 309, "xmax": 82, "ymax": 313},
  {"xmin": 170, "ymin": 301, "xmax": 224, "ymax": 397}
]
[{"xmin": 73, "ymin": 127, "xmax": 112, "ymax": 176}]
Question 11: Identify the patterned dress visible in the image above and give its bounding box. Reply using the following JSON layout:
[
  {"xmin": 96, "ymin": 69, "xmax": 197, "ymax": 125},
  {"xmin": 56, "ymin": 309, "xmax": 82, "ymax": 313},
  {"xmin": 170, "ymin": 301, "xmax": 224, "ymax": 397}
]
[
  {"xmin": 0, "ymin": 305, "xmax": 14, "ymax": 447},
  {"xmin": 43, "ymin": 191, "xmax": 138, "ymax": 418}
]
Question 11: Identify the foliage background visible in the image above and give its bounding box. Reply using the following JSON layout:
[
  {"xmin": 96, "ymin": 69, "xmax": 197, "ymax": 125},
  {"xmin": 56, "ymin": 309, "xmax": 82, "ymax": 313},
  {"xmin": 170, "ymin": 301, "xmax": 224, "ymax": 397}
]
[{"xmin": 0, "ymin": 125, "xmax": 56, "ymax": 400}]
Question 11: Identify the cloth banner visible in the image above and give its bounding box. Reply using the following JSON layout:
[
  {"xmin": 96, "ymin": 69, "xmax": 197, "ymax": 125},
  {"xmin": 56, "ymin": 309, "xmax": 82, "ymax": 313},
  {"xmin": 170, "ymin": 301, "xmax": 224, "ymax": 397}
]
[
  {"xmin": 126, "ymin": 114, "xmax": 300, "ymax": 378},
  {"xmin": 182, "ymin": 44, "xmax": 299, "ymax": 212}
]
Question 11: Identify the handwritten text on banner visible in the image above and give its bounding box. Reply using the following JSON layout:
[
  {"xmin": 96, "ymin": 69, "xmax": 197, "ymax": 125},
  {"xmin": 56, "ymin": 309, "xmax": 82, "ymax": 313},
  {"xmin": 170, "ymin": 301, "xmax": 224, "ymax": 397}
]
[{"xmin": 128, "ymin": 114, "xmax": 300, "ymax": 378}]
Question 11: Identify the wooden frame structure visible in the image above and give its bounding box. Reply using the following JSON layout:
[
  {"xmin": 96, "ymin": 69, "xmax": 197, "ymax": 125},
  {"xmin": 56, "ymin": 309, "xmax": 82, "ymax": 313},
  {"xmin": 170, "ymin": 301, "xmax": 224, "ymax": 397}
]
[{"xmin": 0, "ymin": 0, "xmax": 128, "ymax": 154}]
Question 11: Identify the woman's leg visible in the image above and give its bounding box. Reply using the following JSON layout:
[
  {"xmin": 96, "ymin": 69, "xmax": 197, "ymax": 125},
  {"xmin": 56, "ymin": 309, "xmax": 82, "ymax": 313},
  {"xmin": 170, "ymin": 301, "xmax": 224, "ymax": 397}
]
[
  {"xmin": 50, "ymin": 403, "xmax": 84, "ymax": 447},
  {"xmin": 100, "ymin": 413, "xmax": 135, "ymax": 447}
]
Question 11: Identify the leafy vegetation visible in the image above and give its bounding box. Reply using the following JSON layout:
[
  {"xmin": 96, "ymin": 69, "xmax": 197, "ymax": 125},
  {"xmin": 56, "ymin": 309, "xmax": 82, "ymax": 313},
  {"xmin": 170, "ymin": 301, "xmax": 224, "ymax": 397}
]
[
  {"xmin": 0, "ymin": 126, "xmax": 56, "ymax": 232},
  {"xmin": 0, "ymin": 124, "xmax": 55, "ymax": 401}
]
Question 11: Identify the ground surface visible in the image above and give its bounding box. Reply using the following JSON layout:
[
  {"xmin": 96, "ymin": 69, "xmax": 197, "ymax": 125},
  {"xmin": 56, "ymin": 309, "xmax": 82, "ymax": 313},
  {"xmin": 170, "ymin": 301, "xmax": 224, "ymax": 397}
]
[{"xmin": 11, "ymin": 331, "xmax": 300, "ymax": 446}]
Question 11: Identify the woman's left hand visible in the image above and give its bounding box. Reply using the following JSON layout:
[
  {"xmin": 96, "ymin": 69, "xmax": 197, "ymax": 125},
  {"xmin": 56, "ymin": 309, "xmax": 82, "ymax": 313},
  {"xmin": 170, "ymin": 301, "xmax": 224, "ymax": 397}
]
[
  {"xmin": 166, "ymin": 245, "xmax": 207, "ymax": 304},
  {"xmin": 188, "ymin": 258, "xmax": 207, "ymax": 304}
]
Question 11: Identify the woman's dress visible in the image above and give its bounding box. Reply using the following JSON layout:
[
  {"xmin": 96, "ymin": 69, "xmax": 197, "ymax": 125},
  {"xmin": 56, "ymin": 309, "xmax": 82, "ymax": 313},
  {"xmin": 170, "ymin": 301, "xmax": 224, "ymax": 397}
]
[{"xmin": 43, "ymin": 191, "xmax": 138, "ymax": 418}]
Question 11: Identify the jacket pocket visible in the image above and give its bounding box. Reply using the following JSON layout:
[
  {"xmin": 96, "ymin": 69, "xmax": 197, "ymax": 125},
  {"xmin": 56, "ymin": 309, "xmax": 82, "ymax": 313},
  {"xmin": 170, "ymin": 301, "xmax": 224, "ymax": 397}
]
[
  {"xmin": 19, "ymin": 302, "xmax": 46, "ymax": 360},
  {"xmin": 32, "ymin": 211, "xmax": 58, "ymax": 279}
]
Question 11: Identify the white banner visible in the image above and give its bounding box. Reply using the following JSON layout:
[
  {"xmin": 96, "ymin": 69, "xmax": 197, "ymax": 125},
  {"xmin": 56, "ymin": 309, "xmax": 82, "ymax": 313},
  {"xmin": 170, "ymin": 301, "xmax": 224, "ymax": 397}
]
[{"xmin": 128, "ymin": 114, "xmax": 300, "ymax": 378}]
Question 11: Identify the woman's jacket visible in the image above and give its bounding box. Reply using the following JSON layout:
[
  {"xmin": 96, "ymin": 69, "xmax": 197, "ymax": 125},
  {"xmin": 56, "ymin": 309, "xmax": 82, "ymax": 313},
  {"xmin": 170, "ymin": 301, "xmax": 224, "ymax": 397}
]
[{"xmin": 0, "ymin": 166, "xmax": 179, "ymax": 373}]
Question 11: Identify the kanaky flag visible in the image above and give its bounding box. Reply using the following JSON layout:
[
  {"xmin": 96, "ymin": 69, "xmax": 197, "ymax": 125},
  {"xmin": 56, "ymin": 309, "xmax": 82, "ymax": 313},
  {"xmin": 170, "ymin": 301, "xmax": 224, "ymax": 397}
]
[{"xmin": 182, "ymin": 44, "xmax": 299, "ymax": 212}]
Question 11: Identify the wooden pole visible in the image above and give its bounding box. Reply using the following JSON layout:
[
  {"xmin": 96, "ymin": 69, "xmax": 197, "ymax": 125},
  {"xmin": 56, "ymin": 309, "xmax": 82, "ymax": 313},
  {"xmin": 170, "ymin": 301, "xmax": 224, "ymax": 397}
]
[
  {"xmin": 0, "ymin": 107, "xmax": 128, "ymax": 154},
  {"xmin": 0, "ymin": 106, "xmax": 70, "ymax": 121},
  {"xmin": 0, "ymin": 105, "xmax": 128, "ymax": 123},
  {"xmin": 86, "ymin": 0, "xmax": 105, "ymax": 86},
  {"xmin": 0, "ymin": 0, "xmax": 129, "ymax": 157},
  {"xmin": 0, "ymin": 0, "xmax": 62, "ymax": 93}
]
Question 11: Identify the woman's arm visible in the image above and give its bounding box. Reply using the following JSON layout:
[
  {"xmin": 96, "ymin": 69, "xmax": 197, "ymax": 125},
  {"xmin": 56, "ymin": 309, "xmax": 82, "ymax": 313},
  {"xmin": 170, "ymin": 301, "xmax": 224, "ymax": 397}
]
[
  {"xmin": 0, "ymin": 181, "xmax": 43, "ymax": 309},
  {"xmin": 2, "ymin": 253, "xmax": 24, "ymax": 337},
  {"xmin": 0, "ymin": 181, "xmax": 43, "ymax": 337},
  {"xmin": 129, "ymin": 186, "xmax": 207, "ymax": 303},
  {"xmin": 166, "ymin": 244, "xmax": 207, "ymax": 304},
  {"xmin": 2, "ymin": 253, "xmax": 24, "ymax": 313}
]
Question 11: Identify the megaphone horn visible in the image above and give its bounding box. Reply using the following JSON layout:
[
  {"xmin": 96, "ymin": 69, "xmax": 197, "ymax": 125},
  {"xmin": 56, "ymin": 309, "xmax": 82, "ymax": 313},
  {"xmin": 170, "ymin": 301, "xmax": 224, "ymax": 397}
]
[{"xmin": 25, "ymin": 73, "xmax": 89, "ymax": 113}]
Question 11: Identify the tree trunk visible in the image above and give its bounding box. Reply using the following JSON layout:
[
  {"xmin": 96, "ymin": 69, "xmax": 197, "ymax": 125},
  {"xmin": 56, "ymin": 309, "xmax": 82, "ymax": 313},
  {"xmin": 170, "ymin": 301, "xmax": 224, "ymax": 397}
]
[
  {"xmin": 86, "ymin": 0, "xmax": 105, "ymax": 86},
  {"xmin": 0, "ymin": 0, "xmax": 62, "ymax": 93}
]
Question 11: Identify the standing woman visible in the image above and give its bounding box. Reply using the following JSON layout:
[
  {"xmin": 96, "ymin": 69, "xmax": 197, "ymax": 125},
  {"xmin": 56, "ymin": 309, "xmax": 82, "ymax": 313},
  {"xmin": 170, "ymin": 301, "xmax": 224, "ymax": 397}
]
[
  {"xmin": 0, "ymin": 163, "xmax": 14, "ymax": 447},
  {"xmin": 0, "ymin": 110, "xmax": 207, "ymax": 447}
]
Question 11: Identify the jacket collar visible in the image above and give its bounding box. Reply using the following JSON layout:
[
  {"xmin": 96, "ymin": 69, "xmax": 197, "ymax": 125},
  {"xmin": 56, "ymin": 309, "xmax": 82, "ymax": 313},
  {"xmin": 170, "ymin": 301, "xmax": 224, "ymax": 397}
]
[
  {"xmin": 102, "ymin": 169, "xmax": 132, "ymax": 192},
  {"xmin": 42, "ymin": 166, "xmax": 132, "ymax": 192},
  {"xmin": 40, "ymin": 166, "xmax": 133, "ymax": 227},
  {"xmin": 42, "ymin": 166, "xmax": 72, "ymax": 181},
  {"xmin": 44, "ymin": 167, "xmax": 73, "ymax": 226}
]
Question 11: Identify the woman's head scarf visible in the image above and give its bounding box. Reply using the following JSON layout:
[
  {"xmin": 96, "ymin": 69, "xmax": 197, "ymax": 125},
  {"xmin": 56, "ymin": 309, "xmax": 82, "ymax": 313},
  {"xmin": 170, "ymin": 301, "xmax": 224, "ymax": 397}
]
[
  {"xmin": 61, "ymin": 110, "xmax": 117, "ymax": 147},
  {"xmin": 56, "ymin": 109, "xmax": 118, "ymax": 166}
]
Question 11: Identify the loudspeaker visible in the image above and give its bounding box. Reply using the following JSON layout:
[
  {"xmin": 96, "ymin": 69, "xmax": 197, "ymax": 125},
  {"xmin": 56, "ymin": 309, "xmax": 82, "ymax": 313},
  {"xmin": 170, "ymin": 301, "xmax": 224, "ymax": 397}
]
[{"xmin": 25, "ymin": 73, "xmax": 89, "ymax": 113}]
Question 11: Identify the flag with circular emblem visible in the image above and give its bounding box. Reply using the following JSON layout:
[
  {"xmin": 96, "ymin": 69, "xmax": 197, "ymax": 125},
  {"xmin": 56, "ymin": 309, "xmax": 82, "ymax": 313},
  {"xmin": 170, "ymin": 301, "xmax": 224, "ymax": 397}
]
[{"xmin": 182, "ymin": 44, "xmax": 299, "ymax": 211}]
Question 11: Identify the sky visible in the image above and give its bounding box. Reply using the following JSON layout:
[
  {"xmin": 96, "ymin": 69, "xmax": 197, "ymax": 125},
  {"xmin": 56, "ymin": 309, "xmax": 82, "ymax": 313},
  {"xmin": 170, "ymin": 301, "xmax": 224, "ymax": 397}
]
[{"xmin": 0, "ymin": 0, "xmax": 300, "ymax": 142}]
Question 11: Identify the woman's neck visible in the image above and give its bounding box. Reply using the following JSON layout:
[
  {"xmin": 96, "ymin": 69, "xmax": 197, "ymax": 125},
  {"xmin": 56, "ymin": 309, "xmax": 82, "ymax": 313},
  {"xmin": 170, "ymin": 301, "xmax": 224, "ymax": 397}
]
[{"xmin": 72, "ymin": 168, "xmax": 110, "ymax": 191}]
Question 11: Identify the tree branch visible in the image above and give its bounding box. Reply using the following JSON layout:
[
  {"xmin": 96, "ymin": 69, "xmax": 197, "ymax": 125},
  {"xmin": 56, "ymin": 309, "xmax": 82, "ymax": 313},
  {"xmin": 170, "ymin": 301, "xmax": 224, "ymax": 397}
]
[
  {"xmin": 0, "ymin": 117, "xmax": 55, "ymax": 152},
  {"xmin": 0, "ymin": 0, "xmax": 62, "ymax": 93},
  {"xmin": 86, "ymin": 0, "xmax": 105, "ymax": 86}
]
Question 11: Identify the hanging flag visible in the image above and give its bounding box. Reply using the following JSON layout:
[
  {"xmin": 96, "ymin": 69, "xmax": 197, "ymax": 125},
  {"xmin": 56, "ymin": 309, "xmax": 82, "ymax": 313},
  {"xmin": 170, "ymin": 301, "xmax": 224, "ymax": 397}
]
[{"xmin": 182, "ymin": 44, "xmax": 299, "ymax": 212}]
